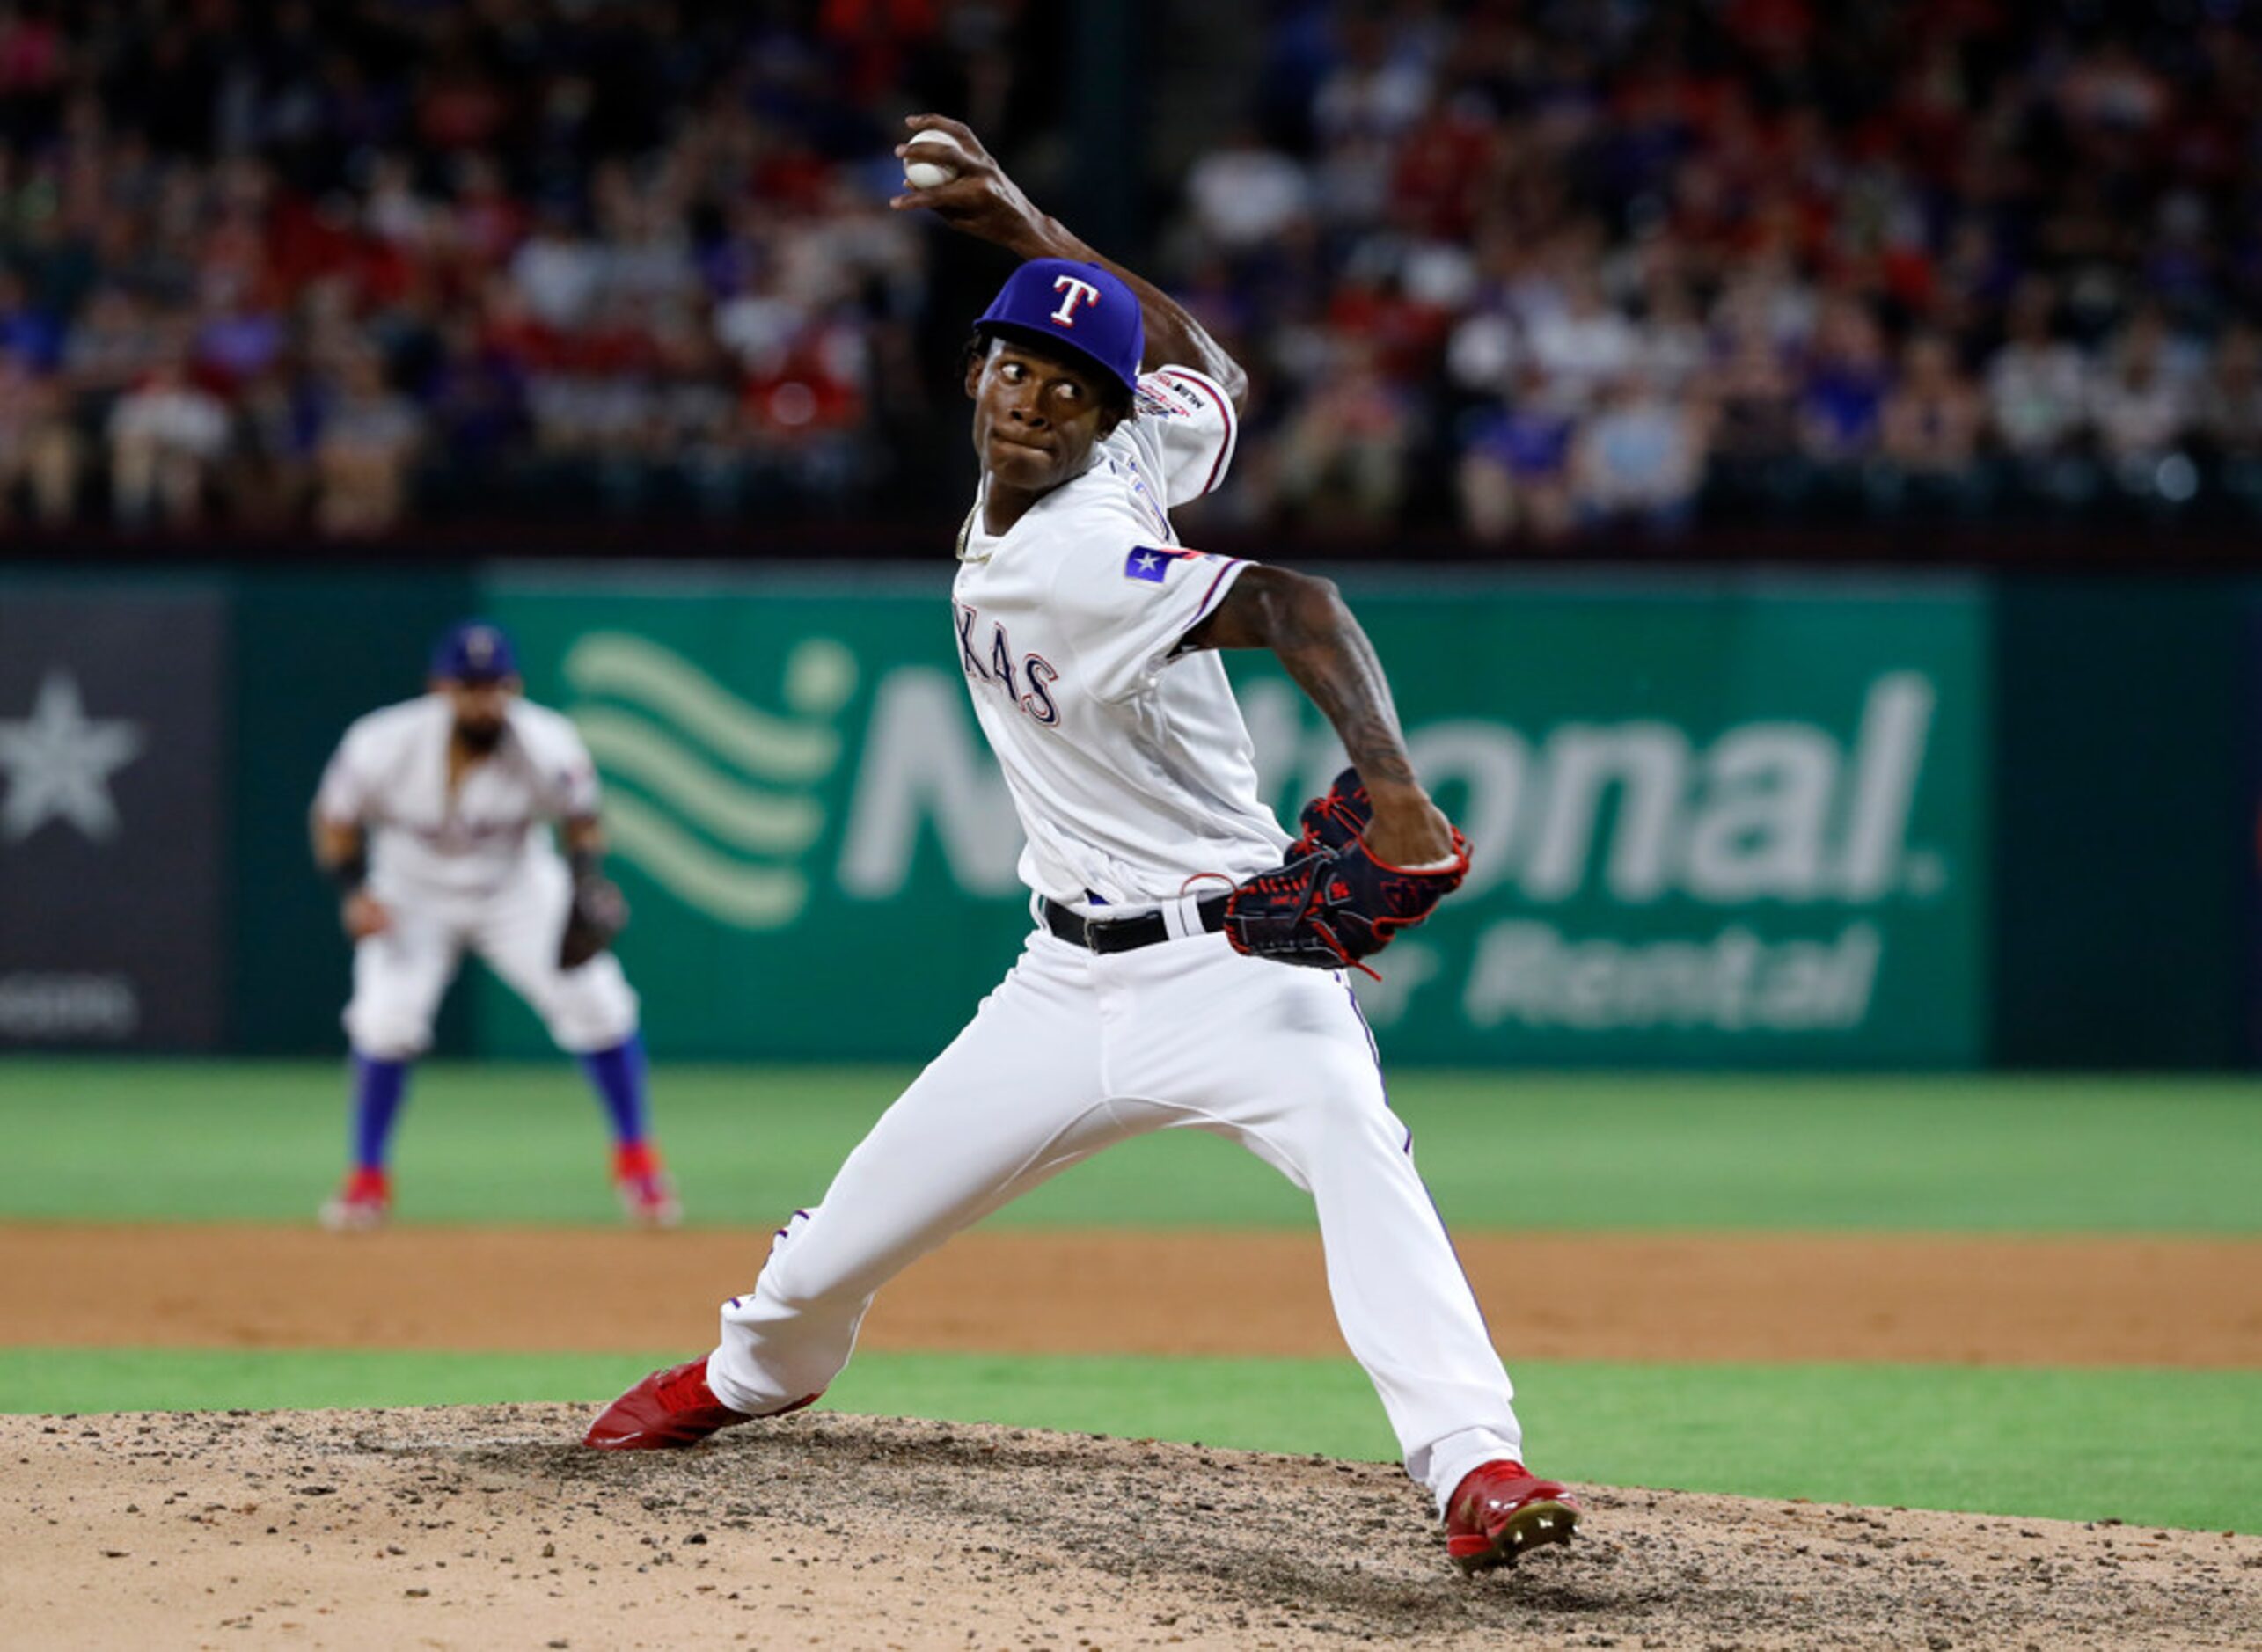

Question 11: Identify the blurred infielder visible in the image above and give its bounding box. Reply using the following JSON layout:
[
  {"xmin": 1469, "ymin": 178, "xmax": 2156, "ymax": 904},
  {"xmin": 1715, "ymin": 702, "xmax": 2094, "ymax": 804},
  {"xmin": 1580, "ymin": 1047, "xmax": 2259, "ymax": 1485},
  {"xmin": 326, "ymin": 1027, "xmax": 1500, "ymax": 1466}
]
[
  {"xmin": 311, "ymin": 621, "xmax": 678, "ymax": 1231},
  {"xmin": 587, "ymin": 117, "xmax": 1578, "ymax": 1571}
]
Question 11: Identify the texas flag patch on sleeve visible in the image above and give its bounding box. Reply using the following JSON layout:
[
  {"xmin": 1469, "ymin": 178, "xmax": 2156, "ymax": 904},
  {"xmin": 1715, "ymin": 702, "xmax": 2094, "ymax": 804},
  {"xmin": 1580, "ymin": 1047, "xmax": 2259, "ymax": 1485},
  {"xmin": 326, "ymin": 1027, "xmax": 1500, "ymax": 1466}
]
[{"xmin": 1124, "ymin": 545, "xmax": 1204, "ymax": 582}]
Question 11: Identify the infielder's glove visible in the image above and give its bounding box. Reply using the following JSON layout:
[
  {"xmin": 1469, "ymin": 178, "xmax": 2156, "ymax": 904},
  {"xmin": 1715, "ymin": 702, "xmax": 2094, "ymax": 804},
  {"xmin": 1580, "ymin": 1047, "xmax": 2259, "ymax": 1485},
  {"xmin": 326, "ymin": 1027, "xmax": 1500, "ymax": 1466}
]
[
  {"xmin": 559, "ymin": 873, "xmax": 629, "ymax": 969},
  {"xmin": 1223, "ymin": 768, "xmax": 1470, "ymax": 974}
]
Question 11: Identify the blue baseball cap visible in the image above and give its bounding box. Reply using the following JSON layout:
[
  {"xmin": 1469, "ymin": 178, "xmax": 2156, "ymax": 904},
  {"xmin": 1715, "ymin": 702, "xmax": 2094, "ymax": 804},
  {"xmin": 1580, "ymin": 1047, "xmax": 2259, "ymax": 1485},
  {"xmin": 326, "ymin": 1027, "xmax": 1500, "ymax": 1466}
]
[
  {"xmin": 431, "ymin": 620, "xmax": 517, "ymax": 683},
  {"xmin": 974, "ymin": 258, "xmax": 1143, "ymax": 395}
]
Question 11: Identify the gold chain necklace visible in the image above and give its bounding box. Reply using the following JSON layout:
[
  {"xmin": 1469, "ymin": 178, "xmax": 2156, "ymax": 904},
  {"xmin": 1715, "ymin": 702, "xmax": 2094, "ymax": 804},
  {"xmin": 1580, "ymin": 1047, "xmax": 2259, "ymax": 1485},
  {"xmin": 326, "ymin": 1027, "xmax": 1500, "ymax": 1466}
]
[{"xmin": 954, "ymin": 503, "xmax": 988, "ymax": 563}]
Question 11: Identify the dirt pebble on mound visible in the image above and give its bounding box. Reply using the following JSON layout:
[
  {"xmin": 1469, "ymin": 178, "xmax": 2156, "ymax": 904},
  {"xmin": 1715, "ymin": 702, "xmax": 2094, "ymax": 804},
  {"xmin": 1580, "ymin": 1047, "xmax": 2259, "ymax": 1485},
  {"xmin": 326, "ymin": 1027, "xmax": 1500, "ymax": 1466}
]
[{"xmin": 4, "ymin": 1407, "xmax": 2256, "ymax": 1650}]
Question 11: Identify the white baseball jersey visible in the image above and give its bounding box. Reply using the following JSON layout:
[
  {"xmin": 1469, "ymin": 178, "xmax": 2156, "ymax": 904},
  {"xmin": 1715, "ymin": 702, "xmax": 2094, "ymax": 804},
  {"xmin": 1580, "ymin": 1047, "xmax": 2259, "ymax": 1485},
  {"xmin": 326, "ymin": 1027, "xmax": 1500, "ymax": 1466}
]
[
  {"xmin": 951, "ymin": 364, "xmax": 1291, "ymax": 911},
  {"xmin": 314, "ymin": 694, "xmax": 601, "ymax": 900}
]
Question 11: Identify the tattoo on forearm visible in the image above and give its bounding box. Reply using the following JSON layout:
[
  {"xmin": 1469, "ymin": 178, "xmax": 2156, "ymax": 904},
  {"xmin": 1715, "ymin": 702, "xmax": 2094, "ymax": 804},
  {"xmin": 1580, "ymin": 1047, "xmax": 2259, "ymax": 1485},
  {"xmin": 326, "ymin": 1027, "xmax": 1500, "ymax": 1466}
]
[{"xmin": 1273, "ymin": 587, "xmax": 1418, "ymax": 789}]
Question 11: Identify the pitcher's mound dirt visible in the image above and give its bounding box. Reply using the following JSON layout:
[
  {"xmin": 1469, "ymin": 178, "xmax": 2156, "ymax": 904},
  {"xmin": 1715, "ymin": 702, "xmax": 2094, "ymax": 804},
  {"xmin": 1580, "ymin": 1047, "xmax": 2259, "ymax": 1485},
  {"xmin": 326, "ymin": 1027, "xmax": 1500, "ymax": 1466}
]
[{"xmin": 6, "ymin": 1407, "xmax": 2254, "ymax": 1651}]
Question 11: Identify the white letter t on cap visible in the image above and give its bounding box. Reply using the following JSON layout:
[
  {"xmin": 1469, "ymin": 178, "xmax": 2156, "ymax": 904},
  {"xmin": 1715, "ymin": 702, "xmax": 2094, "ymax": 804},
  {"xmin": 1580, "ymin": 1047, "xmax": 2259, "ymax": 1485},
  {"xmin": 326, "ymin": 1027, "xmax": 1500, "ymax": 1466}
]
[{"xmin": 1050, "ymin": 275, "xmax": 1101, "ymax": 326}]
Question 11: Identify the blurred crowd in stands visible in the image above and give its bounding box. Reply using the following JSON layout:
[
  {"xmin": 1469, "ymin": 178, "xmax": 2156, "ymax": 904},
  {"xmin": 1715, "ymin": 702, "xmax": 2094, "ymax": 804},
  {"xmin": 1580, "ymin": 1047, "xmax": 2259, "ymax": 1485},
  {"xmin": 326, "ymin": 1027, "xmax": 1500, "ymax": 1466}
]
[
  {"xmin": 2, "ymin": 0, "xmax": 2260, "ymax": 545},
  {"xmin": 1190, "ymin": 0, "xmax": 2262, "ymax": 540},
  {"xmin": 0, "ymin": 0, "xmax": 1006, "ymax": 537}
]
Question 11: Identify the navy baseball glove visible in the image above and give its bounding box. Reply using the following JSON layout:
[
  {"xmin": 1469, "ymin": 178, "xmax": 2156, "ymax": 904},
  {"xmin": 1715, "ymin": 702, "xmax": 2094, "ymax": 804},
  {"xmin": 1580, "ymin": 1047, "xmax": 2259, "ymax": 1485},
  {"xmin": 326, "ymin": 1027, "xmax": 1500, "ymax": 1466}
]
[
  {"xmin": 1223, "ymin": 769, "xmax": 1470, "ymax": 974},
  {"xmin": 559, "ymin": 872, "xmax": 630, "ymax": 969}
]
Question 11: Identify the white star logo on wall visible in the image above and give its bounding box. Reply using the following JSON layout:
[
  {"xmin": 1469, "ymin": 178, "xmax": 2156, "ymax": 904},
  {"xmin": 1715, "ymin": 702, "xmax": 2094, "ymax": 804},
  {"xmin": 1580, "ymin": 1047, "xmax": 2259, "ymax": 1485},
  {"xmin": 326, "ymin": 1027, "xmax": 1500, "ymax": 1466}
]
[{"xmin": 0, "ymin": 671, "xmax": 146, "ymax": 844}]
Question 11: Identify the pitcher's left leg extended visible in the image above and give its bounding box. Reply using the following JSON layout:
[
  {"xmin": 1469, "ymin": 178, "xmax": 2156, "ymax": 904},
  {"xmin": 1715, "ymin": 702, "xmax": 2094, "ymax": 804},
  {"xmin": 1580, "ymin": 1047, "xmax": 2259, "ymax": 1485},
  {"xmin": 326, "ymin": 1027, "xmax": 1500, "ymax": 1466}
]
[{"xmin": 709, "ymin": 932, "xmax": 1124, "ymax": 1414}]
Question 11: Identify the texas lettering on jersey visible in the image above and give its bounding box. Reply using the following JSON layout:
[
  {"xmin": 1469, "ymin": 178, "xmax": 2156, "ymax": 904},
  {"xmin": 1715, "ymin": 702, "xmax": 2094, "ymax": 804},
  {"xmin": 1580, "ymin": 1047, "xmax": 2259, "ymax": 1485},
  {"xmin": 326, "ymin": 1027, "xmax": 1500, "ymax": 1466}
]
[{"xmin": 954, "ymin": 600, "xmax": 1061, "ymax": 727}]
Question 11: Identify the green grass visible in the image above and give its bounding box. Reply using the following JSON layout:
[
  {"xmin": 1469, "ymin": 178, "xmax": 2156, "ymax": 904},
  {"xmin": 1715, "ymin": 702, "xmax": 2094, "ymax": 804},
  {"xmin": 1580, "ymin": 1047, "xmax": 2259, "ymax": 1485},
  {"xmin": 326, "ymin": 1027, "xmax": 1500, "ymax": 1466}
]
[
  {"xmin": 0, "ymin": 1061, "xmax": 2257, "ymax": 1232},
  {"xmin": 1, "ymin": 1348, "xmax": 2251, "ymax": 1533}
]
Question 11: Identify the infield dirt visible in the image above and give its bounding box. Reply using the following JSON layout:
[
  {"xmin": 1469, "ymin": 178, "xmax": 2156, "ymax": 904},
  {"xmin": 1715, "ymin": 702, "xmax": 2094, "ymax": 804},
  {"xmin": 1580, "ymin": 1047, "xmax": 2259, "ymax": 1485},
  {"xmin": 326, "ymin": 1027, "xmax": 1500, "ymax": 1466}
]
[
  {"xmin": 7, "ymin": 1405, "xmax": 2258, "ymax": 1651},
  {"xmin": 7, "ymin": 1224, "xmax": 2260, "ymax": 1366}
]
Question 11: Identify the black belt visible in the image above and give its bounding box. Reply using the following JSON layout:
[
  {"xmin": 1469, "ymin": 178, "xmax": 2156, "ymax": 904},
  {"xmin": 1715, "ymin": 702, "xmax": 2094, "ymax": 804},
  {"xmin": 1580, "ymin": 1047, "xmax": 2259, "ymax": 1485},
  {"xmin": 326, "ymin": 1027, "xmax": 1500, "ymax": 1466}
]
[{"xmin": 1041, "ymin": 893, "xmax": 1230, "ymax": 954}]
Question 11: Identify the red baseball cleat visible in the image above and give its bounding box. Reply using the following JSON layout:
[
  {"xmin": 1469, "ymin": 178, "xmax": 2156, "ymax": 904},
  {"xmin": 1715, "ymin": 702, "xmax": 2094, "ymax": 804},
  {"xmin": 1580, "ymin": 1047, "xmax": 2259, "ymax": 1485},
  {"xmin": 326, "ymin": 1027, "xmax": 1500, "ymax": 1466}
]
[
  {"xmin": 1443, "ymin": 1460, "xmax": 1581, "ymax": 1573},
  {"xmin": 611, "ymin": 1142, "xmax": 682, "ymax": 1229},
  {"xmin": 585, "ymin": 1358, "xmax": 746, "ymax": 1449},
  {"xmin": 583, "ymin": 1357, "xmax": 821, "ymax": 1449},
  {"xmin": 319, "ymin": 1166, "xmax": 391, "ymax": 1232}
]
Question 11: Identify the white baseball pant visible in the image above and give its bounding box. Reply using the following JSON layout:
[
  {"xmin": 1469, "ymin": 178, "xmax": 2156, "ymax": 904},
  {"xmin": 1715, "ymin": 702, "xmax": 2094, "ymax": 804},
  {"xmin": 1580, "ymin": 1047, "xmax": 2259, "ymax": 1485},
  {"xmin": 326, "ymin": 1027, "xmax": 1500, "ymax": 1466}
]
[
  {"xmin": 342, "ymin": 851, "xmax": 639, "ymax": 1059},
  {"xmin": 707, "ymin": 921, "xmax": 1525, "ymax": 1510}
]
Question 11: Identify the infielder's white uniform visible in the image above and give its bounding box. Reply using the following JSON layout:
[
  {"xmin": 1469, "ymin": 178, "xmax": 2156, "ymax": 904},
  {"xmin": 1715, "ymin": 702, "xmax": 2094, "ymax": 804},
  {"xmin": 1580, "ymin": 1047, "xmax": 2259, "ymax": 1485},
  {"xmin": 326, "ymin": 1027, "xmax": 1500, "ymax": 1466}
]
[
  {"xmin": 710, "ymin": 365, "xmax": 1526, "ymax": 1509},
  {"xmin": 314, "ymin": 696, "xmax": 639, "ymax": 1059}
]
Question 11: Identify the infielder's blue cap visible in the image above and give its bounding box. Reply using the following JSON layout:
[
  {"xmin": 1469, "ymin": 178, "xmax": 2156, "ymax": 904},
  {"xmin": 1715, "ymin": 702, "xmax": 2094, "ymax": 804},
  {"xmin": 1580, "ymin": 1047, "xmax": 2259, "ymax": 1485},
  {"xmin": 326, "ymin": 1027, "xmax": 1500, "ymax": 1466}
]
[
  {"xmin": 975, "ymin": 257, "xmax": 1143, "ymax": 395},
  {"xmin": 431, "ymin": 620, "xmax": 517, "ymax": 683}
]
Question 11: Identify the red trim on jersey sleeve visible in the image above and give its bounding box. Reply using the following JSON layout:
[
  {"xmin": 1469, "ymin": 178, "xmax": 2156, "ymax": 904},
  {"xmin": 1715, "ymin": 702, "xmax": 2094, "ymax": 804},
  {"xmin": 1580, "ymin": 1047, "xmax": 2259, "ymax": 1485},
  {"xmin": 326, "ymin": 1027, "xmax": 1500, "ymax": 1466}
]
[
  {"xmin": 1154, "ymin": 367, "xmax": 1239, "ymax": 498},
  {"xmin": 1191, "ymin": 555, "xmax": 1245, "ymax": 622}
]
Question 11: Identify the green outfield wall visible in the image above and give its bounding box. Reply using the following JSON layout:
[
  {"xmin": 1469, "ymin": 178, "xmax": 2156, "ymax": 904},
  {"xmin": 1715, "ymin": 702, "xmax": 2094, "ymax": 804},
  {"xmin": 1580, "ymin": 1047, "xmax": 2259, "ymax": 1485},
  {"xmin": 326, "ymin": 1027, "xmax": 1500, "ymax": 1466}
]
[
  {"xmin": 1990, "ymin": 580, "xmax": 2252, "ymax": 1068},
  {"xmin": 0, "ymin": 564, "xmax": 2244, "ymax": 1067}
]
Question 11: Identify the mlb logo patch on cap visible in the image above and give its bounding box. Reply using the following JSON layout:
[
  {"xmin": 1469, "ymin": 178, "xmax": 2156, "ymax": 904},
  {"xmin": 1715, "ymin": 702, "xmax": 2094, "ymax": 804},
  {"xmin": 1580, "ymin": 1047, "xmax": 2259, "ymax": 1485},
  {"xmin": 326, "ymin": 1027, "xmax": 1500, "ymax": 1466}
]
[{"xmin": 1124, "ymin": 546, "xmax": 1195, "ymax": 583}]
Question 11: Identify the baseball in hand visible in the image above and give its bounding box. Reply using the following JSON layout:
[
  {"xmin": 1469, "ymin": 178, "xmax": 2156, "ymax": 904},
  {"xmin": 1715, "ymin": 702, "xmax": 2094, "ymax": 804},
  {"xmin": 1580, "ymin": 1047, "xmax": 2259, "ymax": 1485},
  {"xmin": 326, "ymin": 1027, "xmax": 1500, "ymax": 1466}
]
[{"xmin": 902, "ymin": 129, "xmax": 965, "ymax": 190}]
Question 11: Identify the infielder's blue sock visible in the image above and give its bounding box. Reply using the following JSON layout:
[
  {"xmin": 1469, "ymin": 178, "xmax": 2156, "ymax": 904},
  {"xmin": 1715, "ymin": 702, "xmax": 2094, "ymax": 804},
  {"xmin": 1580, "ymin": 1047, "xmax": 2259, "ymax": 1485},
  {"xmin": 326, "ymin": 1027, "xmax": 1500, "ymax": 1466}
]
[
  {"xmin": 349, "ymin": 1053, "xmax": 411, "ymax": 1171},
  {"xmin": 578, "ymin": 1034, "xmax": 649, "ymax": 1146}
]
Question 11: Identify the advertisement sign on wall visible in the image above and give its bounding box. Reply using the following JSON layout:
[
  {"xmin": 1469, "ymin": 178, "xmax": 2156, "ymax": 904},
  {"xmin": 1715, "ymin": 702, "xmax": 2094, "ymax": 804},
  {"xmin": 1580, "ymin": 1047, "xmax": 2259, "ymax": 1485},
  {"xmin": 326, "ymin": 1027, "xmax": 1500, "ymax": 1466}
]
[
  {"xmin": 483, "ymin": 574, "xmax": 1988, "ymax": 1067},
  {"xmin": 0, "ymin": 586, "xmax": 230, "ymax": 1049}
]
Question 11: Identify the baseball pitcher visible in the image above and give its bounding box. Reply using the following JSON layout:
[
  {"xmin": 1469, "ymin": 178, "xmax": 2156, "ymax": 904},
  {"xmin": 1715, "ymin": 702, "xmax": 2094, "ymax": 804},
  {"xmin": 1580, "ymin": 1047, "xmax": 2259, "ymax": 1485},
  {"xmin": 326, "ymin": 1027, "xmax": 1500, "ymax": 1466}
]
[{"xmin": 584, "ymin": 118, "xmax": 1578, "ymax": 1571}]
